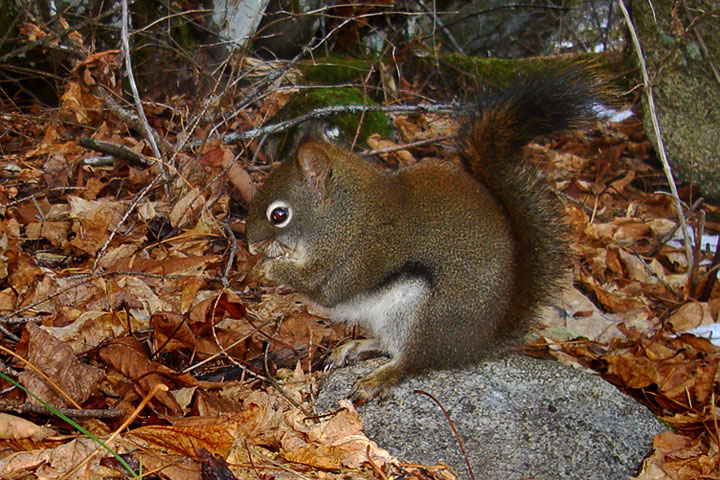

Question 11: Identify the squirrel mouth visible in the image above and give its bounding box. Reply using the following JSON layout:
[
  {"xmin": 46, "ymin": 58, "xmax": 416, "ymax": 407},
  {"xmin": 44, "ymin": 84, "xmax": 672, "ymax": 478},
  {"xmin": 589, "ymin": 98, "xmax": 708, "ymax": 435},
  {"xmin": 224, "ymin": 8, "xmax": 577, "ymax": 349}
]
[{"xmin": 248, "ymin": 239, "xmax": 291, "ymax": 260}]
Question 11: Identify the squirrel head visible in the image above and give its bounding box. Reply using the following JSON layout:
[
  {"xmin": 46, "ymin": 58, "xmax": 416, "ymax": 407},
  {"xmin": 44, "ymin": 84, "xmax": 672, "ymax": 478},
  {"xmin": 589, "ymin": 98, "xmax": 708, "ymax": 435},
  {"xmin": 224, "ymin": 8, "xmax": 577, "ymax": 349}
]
[{"xmin": 247, "ymin": 140, "xmax": 370, "ymax": 288}]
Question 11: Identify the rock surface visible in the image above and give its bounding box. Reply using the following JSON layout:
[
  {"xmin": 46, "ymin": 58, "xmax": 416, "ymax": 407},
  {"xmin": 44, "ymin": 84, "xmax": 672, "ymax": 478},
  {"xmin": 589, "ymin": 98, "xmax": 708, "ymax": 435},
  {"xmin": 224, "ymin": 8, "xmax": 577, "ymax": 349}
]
[{"xmin": 316, "ymin": 355, "xmax": 666, "ymax": 480}]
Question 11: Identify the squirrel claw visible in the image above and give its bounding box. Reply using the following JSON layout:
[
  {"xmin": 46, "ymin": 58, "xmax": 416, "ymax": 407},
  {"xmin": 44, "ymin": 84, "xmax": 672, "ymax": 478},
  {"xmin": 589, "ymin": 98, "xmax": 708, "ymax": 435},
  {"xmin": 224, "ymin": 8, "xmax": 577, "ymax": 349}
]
[
  {"xmin": 325, "ymin": 339, "xmax": 385, "ymax": 372},
  {"xmin": 349, "ymin": 379, "xmax": 385, "ymax": 405},
  {"xmin": 347, "ymin": 360, "xmax": 404, "ymax": 405}
]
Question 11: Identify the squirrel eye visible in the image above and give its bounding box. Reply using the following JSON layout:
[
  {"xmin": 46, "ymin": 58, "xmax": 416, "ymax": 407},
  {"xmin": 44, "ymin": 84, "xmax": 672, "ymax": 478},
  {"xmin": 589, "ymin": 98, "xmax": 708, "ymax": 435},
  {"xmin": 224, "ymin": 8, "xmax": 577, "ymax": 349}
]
[{"xmin": 266, "ymin": 200, "xmax": 293, "ymax": 228}]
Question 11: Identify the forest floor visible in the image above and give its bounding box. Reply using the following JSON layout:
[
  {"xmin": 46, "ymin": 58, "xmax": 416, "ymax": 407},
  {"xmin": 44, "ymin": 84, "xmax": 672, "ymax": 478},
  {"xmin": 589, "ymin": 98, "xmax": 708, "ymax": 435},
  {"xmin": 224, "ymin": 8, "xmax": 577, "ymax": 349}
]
[{"xmin": 1, "ymin": 46, "xmax": 719, "ymax": 480}]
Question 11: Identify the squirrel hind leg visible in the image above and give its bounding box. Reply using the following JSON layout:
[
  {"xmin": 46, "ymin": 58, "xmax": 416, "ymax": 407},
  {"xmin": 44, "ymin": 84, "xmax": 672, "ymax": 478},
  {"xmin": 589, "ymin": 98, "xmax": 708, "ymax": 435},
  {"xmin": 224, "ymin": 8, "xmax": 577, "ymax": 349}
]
[
  {"xmin": 349, "ymin": 358, "xmax": 409, "ymax": 405},
  {"xmin": 324, "ymin": 338, "xmax": 386, "ymax": 372}
]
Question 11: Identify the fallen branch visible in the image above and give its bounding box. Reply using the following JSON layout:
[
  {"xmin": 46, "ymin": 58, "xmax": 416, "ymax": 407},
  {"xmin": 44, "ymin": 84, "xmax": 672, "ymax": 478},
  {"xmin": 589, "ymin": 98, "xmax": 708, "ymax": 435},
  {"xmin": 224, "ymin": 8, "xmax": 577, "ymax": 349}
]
[
  {"xmin": 79, "ymin": 137, "xmax": 154, "ymax": 168},
  {"xmin": 0, "ymin": 401, "xmax": 124, "ymax": 419},
  {"xmin": 215, "ymin": 102, "xmax": 458, "ymax": 146}
]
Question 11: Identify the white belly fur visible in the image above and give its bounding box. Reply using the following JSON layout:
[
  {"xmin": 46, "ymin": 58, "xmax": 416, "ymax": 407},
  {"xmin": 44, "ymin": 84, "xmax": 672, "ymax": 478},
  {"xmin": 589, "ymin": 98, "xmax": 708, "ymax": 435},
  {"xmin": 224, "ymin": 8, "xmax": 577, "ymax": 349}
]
[{"xmin": 325, "ymin": 279, "xmax": 429, "ymax": 358}]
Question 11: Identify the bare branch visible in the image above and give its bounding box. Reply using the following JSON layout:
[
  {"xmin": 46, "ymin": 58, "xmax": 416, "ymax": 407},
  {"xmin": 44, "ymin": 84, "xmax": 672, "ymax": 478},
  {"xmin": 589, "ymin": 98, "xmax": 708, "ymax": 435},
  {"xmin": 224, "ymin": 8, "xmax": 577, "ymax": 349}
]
[
  {"xmin": 215, "ymin": 102, "xmax": 458, "ymax": 146},
  {"xmin": 120, "ymin": 0, "xmax": 167, "ymax": 179},
  {"xmin": 616, "ymin": 0, "xmax": 694, "ymax": 276}
]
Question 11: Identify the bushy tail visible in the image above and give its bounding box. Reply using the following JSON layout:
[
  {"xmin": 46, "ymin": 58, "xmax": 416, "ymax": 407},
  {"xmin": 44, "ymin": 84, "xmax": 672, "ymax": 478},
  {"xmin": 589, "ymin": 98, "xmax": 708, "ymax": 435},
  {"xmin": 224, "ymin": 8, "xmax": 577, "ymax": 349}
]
[{"xmin": 462, "ymin": 69, "xmax": 603, "ymax": 340}]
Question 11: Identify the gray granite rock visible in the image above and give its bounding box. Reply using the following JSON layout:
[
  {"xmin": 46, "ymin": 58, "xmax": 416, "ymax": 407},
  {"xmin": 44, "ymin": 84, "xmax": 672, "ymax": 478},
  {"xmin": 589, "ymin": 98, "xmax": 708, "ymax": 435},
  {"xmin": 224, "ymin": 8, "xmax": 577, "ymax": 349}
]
[{"xmin": 316, "ymin": 355, "xmax": 666, "ymax": 480}]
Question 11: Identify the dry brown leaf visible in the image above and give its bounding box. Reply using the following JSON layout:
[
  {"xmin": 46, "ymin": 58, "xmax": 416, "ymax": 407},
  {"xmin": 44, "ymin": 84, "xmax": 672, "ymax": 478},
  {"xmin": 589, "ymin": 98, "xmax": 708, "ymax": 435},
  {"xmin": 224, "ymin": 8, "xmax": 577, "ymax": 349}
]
[
  {"xmin": 225, "ymin": 157, "xmax": 256, "ymax": 205},
  {"xmin": 282, "ymin": 400, "xmax": 392, "ymax": 470},
  {"xmin": 99, "ymin": 337, "xmax": 183, "ymax": 416},
  {"xmin": 129, "ymin": 418, "xmax": 238, "ymax": 458},
  {"xmin": 152, "ymin": 312, "xmax": 197, "ymax": 352},
  {"xmin": 0, "ymin": 437, "xmax": 114, "ymax": 480},
  {"xmin": 0, "ymin": 413, "xmax": 57, "ymax": 441},
  {"xmin": 25, "ymin": 221, "xmax": 71, "ymax": 247},
  {"xmin": 634, "ymin": 431, "xmax": 718, "ymax": 480},
  {"xmin": 110, "ymin": 275, "xmax": 169, "ymax": 315},
  {"xmin": 618, "ymin": 249, "xmax": 660, "ymax": 285},
  {"xmin": 60, "ymin": 82, "xmax": 103, "ymax": 124},
  {"xmin": 189, "ymin": 293, "xmax": 247, "ymax": 327},
  {"xmin": 170, "ymin": 188, "xmax": 206, "ymax": 228},
  {"xmin": 40, "ymin": 311, "xmax": 146, "ymax": 354},
  {"xmin": 35, "ymin": 437, "xmax": 118, "ymax": 480},
  {"xmin": 18, "ymin": 323, "xmax": 104, "ymax": 408},
  {"xmin": 117, "ymin": 453, "xmax": 201, "ymax": 480},
  {"xmin": 67, "ymin": 196, "xmax": 125, "ymax": 255},
  {"xmin": 4, "ymin": 248, "xmax": 41, "ymax": 298},
  {"xmin": 194, "ymin": 389, "xmax": 245, "ymax": 416},
  {"xmin": 19, "ymin": 23, "xmax": 47, "ymax": 41},
  {"xmin": 605, "ymin": 353, "xmax": 657, "ymax": 389},
  {"xmin": 366, "ymin": 134, "xmax": 415, "ymax": 167},
  {"xmin": 581, "ymin": 275, "xmax": 649, "ymax": 312},
  {"xmin": 0, "ymin": 288, "xmax": 16, "ymax": 311},
  {"xmin": 667, "ymin": 302, "xmax": 713, "ymax": 332},
  {"xmin": 654, "ymin": 361, "xmax": 695, "ymax": 400},
  {"xmin": 73, "ymin": 50, "xmax": 120, "ymax": 87},
  {"xmin": 129, "ymin": 403, "xmax": 272, "ymax": 459}
]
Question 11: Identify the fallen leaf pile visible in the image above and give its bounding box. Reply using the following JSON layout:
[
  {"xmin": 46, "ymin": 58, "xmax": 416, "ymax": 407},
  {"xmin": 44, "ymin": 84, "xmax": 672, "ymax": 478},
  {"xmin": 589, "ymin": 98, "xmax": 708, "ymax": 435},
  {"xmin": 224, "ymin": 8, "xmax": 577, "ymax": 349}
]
[{"xmin": 1, "ymin": 21, "xmax": 719, "ymax": 480}]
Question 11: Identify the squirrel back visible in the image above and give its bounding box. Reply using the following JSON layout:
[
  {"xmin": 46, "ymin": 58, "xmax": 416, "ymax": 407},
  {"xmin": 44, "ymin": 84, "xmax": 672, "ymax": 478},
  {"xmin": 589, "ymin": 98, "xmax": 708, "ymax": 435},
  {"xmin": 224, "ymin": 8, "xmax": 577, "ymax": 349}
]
[{"xmin": 246, "ymin": 69, "xmax": 603, "ymax": 402}]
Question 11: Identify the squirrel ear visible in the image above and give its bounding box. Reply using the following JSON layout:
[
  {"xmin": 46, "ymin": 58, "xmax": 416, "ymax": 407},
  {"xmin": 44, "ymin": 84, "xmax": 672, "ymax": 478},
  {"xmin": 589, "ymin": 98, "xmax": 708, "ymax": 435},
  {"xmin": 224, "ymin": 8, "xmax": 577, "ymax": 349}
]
[{"xmin": 297, "ymin": 142, "xmax": 333, "ymax": 194}]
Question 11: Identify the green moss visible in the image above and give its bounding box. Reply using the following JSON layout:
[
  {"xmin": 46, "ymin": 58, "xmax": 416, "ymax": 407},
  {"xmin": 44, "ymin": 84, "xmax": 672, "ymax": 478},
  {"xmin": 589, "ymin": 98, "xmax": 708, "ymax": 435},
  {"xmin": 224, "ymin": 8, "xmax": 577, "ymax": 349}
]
[
  {"xmin": 277, "ymin": 86, "xmax": 390, "ymax": 144},
  {"xmin": 440, "ymin": 54, "xmax": 519, "ymax": 88},
  {"xmin": 300, "ymin": 56, "xmax": 374, "ymax": 85},
  {"xmin": 406, "ymin": 52, "xmax": 625, "ymax": 94}
]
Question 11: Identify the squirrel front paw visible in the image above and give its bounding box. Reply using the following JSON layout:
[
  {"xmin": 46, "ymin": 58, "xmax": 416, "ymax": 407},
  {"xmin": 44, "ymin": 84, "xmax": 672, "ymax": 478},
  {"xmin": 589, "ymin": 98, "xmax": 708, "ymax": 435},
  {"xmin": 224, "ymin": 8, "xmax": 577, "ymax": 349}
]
[
  {"xmin": 349, "ymin": 360, "xmax": 406, "ymax": 405},
  {"xmin": 324, "ymin": 338, "xmax": 385, "ymax": 372}
]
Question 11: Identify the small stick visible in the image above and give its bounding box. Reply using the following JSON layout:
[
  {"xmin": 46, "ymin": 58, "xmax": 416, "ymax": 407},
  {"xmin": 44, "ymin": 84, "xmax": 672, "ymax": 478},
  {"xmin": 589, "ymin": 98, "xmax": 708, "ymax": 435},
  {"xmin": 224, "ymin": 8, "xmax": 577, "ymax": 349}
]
[
  {"xmin": 120, "ymin": 0, "xmax": 167, "ymax": 184},
  {"xmin": 79, "ymin": 137, "xmax": 154, "ymax": 168},
  {"xmin": 414, "ymin": 389, "xmax": 475, "ymax": 480},
  {"xmin": 0, "ymin": 401, "xmax": 124, "ymax": 419}
]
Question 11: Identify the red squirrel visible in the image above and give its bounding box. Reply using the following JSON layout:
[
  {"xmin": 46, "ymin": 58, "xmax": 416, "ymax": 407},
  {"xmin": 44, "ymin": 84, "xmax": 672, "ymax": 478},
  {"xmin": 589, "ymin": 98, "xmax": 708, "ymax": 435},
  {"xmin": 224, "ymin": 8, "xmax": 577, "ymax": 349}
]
[{"xmin": 247, "ymin": 70, "xmax": 601, "ymax": 402}]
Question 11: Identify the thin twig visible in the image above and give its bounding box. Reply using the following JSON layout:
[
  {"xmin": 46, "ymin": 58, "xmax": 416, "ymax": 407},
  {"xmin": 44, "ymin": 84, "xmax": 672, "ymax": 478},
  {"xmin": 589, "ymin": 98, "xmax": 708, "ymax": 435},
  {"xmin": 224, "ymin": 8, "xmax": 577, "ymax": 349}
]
[
  {"xmin": 365, "ymin": 444, "xmax": 389, "ymax": 480},
  {"xmin": 0, "ymin": 324, "xmax": 18, "ymax": 342},
  {"xmin": 91, "ymin": 172, "xmax": 164, "ymax": 272},
  {"xmin": 629, "ymin": 251, "xmax": 682, "ymax": 302},
  {"xmin": 0, "ymin": 316, "xmax": 42, "ymax": 325},
  {"xmin": 698, "ymin": 235, "xmax": 720, "ymax": 301},
  {"xmin": 0, "ymin": 402, "xmax": 124, "ymax": 419},
  {"xmin": 648, "ymin": 197, "xmax": 703, "ymax": 257},
  {"xmin": 59, "ymin": 383, "xmax": 168, "ymax": 480},
  {"xmin": 414, "ymin": 389, "xmax": 475, "ymax": 480},
  {"xmin": 690, "ymin": 208, "xmax": 705, "ymax": 295},
  {"xmin": 221, "ymin": 223, "xmax": 238, "ymax": 288},
  {"xmin": 88, "ymin": 85, "xmax": 171, "ymax": 153},
  {"xmin": 616, "ymin": 0, "xmax": 694, "ymax": 273},
  {"xmin": 415, "ymin": 0, "xmax": 466, "ymax": 54},
  {"xmin": 0, "ymin": 1, "xmax": 136, "ymax": 64},
  {"xmin": 120, "ymin": 0, "xmax": 167, "ymax": 183},
  {"xmin": 215, "ymin": 102, "xmax": 458, "ymax": 146}
]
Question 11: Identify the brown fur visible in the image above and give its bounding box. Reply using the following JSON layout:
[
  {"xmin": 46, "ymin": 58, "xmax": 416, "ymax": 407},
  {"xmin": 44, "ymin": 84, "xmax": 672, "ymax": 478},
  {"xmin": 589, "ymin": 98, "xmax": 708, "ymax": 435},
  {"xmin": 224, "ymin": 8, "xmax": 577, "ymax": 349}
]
[{"xmin": 246, "ymin": 70, "xmax": 602, "ymax": 402}]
